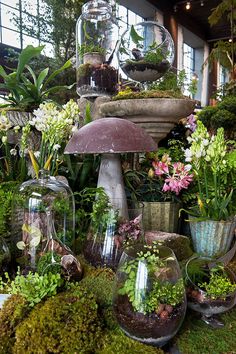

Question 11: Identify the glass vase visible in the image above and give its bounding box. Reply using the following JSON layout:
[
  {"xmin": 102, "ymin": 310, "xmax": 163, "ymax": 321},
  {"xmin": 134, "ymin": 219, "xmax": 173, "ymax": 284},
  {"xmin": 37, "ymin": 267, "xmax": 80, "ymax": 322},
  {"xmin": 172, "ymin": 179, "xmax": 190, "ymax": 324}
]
[
  {"xmin": 186, "ymin": 257, "xmax": 236, "ymax": 328},
  {"xmin": 113, "ymin": 244, "xmax": 186, "ymax": 347},
  {"xmin": 118, "ymin": 21, "xmax": 174, "ymax": 84},
  {"xmin": 12, "ymin": 169, "xmax": 75, "ymax": 272},
  {"xmin": 83, "ymin": 201, "xmax": 144, "ymax": 270},
  {"xmin": 76, "ymin": 0, "xmax": 119, "ymax": 97}
]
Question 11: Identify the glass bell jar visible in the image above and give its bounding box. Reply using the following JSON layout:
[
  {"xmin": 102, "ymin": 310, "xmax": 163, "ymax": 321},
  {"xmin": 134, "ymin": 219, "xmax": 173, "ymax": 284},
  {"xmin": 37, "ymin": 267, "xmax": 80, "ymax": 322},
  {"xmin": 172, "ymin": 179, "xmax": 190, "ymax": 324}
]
[
  {"xmin": 76, "ymin": 0, "xmax": 119, "ymax": 97},
  {"xmin": 118, "ymin": 21, "xmax": 175, "ymax": 83},
  {"xmin": 12, "ymin": 169, "xmax": 76, "ymax": 274},
  {"xmin": 83, "ymin": 199, "xmax": 144, "ymax": 270},
  {"xmin": 113, "ymin": 243, "xmax": 186, "ymax": 347}
]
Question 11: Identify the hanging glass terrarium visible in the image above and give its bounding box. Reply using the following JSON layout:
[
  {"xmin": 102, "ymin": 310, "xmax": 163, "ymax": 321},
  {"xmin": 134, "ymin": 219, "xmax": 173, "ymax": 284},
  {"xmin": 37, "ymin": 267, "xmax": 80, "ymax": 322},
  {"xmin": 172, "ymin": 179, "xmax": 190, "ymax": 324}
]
[
  {"xmin": 12, "ymin": 170, "xmax": 76, "ymax": 275},
  {"xmin": 76, "ymin": 0, "xmax": 119, "ymax": 97}
]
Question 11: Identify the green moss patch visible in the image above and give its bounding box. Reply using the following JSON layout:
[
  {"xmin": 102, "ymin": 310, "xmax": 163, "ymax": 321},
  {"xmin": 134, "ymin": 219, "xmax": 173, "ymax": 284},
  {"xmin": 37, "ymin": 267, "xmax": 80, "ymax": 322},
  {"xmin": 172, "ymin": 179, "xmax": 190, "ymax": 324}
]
[{"xmin": 112, "ymin": 89, "xmax": 187, "ymax": 100}]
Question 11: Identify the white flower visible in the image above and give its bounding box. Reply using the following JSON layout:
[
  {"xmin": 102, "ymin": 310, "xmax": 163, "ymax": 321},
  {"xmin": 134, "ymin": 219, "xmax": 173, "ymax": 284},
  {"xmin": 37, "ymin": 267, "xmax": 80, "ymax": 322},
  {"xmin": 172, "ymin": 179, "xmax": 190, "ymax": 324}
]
[
  {"xmin": 202, "ymin": 138, "xmax": 209, "ymax": 146},
  {"xmin": 34, "ymin": 151, "xmax": 40, "ymax": 158},
  {"xmin": 53, "ymin": 144, "xmax": 61, "ymax": 151},
  {"xmin": 184, "ymin": 148, "xmax": 192, "ymax": 162},
  {"xmin": 14, "ymin": 125, "xmax": 21, "ymax": 132},
  {"xmin": 10, "ymin": 148, "xmax": 17, "ymax": 156},
  {"xmin": 0, "ymin": 114, "xmax": 12, "ymax": 131},
  {"xmin": 184, "ymin": 164, "xmax": 192, "ymax": 171}
]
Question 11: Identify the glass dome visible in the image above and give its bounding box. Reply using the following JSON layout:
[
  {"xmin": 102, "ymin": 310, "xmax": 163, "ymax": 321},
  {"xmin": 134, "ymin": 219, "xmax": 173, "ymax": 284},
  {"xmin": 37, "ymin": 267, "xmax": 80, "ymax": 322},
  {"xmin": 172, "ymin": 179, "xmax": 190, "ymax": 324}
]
[
  {"xmin": 113, "ymin": 243, "xmax": 186, "ymax": 346},
  {"xmin": 12, "ymin": 170, "xmax": 75, "ymax": 274},
  {"xmin": 118, "ymin": 21, "xmax": 175, "ymax": 83},
  {"xmin": 76, "ymin": 0, "xmax": 119, "ymax": 97}
]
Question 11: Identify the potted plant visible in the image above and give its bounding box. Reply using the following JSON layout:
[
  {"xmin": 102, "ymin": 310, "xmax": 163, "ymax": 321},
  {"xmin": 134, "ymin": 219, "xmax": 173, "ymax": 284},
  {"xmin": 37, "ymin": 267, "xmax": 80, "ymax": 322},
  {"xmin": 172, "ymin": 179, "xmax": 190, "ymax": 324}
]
[
  {"xmin": 113, "ymin": 243, "xmax": 186, "ymax": 347},
  {"xmin": 0, "ymin": 45, "xmax": 73, "ymax": 126},
  {"xmin": 183, "ymin": 120, "xmax": 236, "ymax": 257},
  {"xmin": 125, "ymin": 148, "xmax": 193, "ymax": 233},
  {"xmin": 185, "ymin": 257, "xmax": 236, "ymax": 328}
]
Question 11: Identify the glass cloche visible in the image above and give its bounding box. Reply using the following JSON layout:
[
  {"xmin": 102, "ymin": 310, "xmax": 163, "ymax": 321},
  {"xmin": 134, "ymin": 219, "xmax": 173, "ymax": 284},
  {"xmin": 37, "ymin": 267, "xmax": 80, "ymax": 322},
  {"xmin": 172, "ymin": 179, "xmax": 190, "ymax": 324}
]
[
  {"xmin": 12, "ymin": 170, "xmax": 76, "ymax": 274},
  {"xmin": 76, "ymin": 0, "xmax": 119, "ymax": 97},
  {"xmin": 118, "ymin": 21, "xmax": 175, "ymax": 83}
]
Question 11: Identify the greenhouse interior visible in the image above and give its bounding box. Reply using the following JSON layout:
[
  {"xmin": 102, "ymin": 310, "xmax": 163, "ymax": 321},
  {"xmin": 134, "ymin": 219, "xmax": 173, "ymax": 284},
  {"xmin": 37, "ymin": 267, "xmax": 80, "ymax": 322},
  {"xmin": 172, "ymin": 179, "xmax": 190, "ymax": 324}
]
[{"xmin": 0, "ymin": 0, "xmax": 236, "ymax": 353}]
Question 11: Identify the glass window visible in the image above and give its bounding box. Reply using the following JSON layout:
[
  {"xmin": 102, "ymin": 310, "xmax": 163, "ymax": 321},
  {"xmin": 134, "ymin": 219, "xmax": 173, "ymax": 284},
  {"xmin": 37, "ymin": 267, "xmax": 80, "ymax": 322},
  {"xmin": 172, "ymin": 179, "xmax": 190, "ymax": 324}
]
[
  {"xmin": 23, "ymin": 34, "xmax": 39, "ymax": 48},
  {"xmin": 1, "ymin": 4, "xmax": 19, "ymax": 31},
  {"xmin": 2, "ymin": 28, "xmax": 20, "ymax": 47},
  {"xmin": 183, "ymin": 43, "xmax": 195, "ymax": 97},
  {"xmin": 1, "ymin": 0, "xmax": 18, "ymax": 7}
]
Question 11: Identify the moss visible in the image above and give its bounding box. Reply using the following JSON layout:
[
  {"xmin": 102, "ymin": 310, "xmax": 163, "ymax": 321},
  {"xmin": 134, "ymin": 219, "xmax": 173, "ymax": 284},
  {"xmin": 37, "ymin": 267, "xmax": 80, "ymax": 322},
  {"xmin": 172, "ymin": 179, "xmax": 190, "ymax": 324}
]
[
  {"xmin": 0, "ymin": 294, "xmax": 29, "ymax": 354},
  {"xmin": 112, "ymin": 89, "xmax": 186, "ymax": 100},
  {"xmin": 77, "ymin": 63, "xmax": 92, "ymax": 79},
  {"xmin": 96, "ymin": 328, "xmax": 164, "ymax": 354},
  {"xmin": 161, "ymin": 236, "xmax": 193, "ymax": 261},
  {"xmin": 37, "ymin": 252, "xmax": 62, "ymax": 275},
  {"xmin": 175, "ymin": 307, "xmax": 236, "ymax": 354},
  {"xmin": 13, "ymin": 288, "xmax": 102, "ymax": 354}
]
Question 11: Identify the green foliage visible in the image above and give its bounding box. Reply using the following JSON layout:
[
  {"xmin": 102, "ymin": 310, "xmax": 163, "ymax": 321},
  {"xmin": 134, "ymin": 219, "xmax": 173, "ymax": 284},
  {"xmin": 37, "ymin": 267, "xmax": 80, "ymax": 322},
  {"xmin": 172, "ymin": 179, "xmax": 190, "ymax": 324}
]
[
  {"xmin": 148, "ymin": 69, "xmax": 186, "ymax": 94},
  {"xmin": 13, "ymin": 288, "xmax": 102, "ymax": 354},
  {"xmin": 118, "ymin": 244, "xmax": 184, "ymax": 314},
  {"xmin": 0, "ymin": 182, "xmax": 17, "ymax": 244},
  {"xmin": 144, "ymin": 46, "xmax": 165, "ymax": 64},
  {"xmin": 0, "ymin": 294, "xmax": 30, "ymax": 354},
  {"xmin": 78, "ymin": 43, "xmax": 106, "ymax": 57},
  {"xmin": 37, "ymin": 252, "xmax": 62, "ymax": 275},
  {"xmin": 0, "ymin": 270, "xmax": 63, "ymax": 307},
  {"xmin": 199, "ymin": 266, "xmax": 236, "ymax": 300},
  {"xmin": 176, "ymin": 306, "xmax": 236, "ymax": 354},
  {"xmin": 197, "ymin": 105, "xmax": 218, "ymax": 129},
  {"xmin": 130, "ymin": 25, "xmax": 144, "ymax": 46},
  {"xmin": 112, "ymin": 88, "xmax": 185, "ymax": 100},
  {"xmin": 0, "ymin": 45, "xmax": 72, "ymax": 111},
  {"xmin": 97, "ymin": 328, "xmax": 164, "ymax": 354}
]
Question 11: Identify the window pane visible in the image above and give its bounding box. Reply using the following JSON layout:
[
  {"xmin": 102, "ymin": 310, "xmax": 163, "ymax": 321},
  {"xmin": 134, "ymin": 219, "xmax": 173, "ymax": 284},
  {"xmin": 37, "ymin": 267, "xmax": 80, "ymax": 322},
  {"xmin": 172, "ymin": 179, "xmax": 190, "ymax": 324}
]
[
  {"xmin": 21, "ymin": 12, "xmax": 38, "ymax": 37},
  {"xmin": 1, "ymin": 0, "xmax": 18, "ymax": 8},
  {"xmin": 2, "ymin": 28, "xmax": 20, "ymax": 47},
  {"xmin": 118, "ymin": 5, "xmax": 127, "ymax": 23},
  {"xmin": 41, "ymin": 42, "xmax": 54, "ymax": 58},
  {"xmin": 1, "ymin": 4, "xmax": 19, "ymax": 31},
  {"xmin": 23, "ymin": 34, "xmax": 39, "ymax": 47},
  {"xmin": 128, "ymin": 10, "xmax": 136, "ymax": 26},
  {"xmin": 22, "ymin": 0, "xmax": 38, "ymax": 16}
]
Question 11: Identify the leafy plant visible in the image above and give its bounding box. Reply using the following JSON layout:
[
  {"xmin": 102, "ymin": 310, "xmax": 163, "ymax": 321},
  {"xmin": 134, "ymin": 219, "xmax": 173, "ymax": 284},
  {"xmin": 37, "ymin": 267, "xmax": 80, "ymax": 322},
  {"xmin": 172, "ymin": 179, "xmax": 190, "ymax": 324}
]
[
  {"xmin": 118, "ymin": 244, "xmax": 184, "ymax": 315},
  {"xmin": 0, "ymin": 45, "xmax": 73, "ymax": 111},
  {"xmin": 0, "ymin": 270, "xmax": 63, "ymax": 307},
  {"xmin": 148, "ymin": 69, "xmax": 187, "ymax": 93},
  {"xmin": 78, "ymin": 43, "xmax": 106, "ymax": 57}
]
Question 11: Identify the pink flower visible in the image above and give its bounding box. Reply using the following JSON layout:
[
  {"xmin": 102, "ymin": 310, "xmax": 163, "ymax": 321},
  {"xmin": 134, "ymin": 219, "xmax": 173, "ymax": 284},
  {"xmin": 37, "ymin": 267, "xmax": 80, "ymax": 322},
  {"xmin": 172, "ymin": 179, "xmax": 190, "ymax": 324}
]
[{"xmin": 153, "ymin": 161, "xmax": 169, "ymax": 176}]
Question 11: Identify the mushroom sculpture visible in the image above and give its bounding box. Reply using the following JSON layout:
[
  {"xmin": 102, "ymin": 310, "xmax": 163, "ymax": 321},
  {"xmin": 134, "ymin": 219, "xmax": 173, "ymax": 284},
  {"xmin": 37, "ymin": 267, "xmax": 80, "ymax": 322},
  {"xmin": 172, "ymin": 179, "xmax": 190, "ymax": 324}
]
[{"xmin": 64, "ymin": 117, "xmax": 157, "ymax": 218}]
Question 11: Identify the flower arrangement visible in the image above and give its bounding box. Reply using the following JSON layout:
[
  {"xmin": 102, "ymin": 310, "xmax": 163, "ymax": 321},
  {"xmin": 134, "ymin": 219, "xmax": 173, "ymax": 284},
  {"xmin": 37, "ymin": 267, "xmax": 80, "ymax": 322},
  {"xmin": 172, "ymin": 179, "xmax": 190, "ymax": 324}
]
[
  {"xmin": 26, "ymin": 99, "xmax": 80, "ymax": 177},
  {"xmin": 184, "ymin": 120, "xmax": 236, "ymax": 220}
]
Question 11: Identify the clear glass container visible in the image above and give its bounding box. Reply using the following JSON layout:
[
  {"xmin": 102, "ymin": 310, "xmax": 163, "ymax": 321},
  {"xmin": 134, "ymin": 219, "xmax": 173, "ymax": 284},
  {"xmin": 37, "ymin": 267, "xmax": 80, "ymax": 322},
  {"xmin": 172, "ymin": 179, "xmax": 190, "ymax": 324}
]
[
  {"xmin": 76, "ymin": 0, "xmax": 119, "ymax": 97},
  {"xmin": 83, "ymin": 201, "xmax": 144, "ymax": 270},
  {"xmin": 113, "ymin": 244, "xmax": 186, "ymax": 347},
  {"xmin": 186, "ymin": 257, "xmax": 236, "ymax": 328},
  {"xmin": 12, "ymin": 169, "xmax": 75, "ymax": 273},
  {"xmin": 0, "ymin": 237, "xmax": 10, "ymax": 276},
  {"xmin": 118, "ymin": 21, "xmax": 175, "ymax": 83}
]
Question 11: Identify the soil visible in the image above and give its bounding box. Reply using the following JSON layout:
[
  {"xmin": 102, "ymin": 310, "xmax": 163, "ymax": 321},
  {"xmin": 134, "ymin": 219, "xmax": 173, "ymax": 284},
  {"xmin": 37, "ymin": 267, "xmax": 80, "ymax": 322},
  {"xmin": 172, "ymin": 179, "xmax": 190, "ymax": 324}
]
[
  {"xmin": 77, "ymin": 63, "xmax": 118, "ymax": 97},
  {"xmin": 121, "ymin": 61, "xmax": 170, "ymax": 82},
  {"xmin": 113, "ymin": 294, "xmax": 186, "ymax": 343},
  {"xmin": 83, "ymin": 239, "xmax": 123, "ymax": 270},
  {"xmin": 187, "ymin": 287, "xmax": 235, "ymax": 315}
]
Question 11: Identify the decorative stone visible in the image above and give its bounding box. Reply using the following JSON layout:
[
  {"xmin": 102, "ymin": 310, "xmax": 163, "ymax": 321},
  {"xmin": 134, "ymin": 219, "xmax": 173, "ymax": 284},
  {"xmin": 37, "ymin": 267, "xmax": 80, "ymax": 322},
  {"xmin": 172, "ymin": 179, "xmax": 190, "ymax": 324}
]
[{"xmin": 6, "ymin": 111, "xmax": 34, "ymax": 127}]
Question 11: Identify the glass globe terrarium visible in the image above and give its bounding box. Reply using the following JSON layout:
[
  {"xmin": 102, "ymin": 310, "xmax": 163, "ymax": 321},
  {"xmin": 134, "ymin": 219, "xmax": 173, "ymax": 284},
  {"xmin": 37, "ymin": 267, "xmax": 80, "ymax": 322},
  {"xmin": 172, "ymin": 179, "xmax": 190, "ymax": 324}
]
[
  {"xmin": 12, "ymin": 170, "xmax": 77, "ymax": 276},
  {"xmin": 118, "ymin": 21, "xmax": 174, "ymax": 83},
  {"xmin": 113, "ymin": 243, "xmax": 186, "ymax": 347},
  {"xmin": 186, "ymin": 257, "xmax": 236, "ymax": 328},
  {"xmin": 83, "ymin": 199, "xmax": 144, "ymax": 270},
  {"xmin": 76, "ymin": 0, "xmax": 119, "ymax": 97}
]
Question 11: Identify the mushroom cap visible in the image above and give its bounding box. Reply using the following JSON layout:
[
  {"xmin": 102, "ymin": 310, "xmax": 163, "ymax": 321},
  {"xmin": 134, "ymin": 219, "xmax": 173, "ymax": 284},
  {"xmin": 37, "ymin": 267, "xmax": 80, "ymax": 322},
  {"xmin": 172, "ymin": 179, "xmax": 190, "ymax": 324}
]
[{"xmin": 65, "ymin": 117, "xmax": 157, "ymax": 154}]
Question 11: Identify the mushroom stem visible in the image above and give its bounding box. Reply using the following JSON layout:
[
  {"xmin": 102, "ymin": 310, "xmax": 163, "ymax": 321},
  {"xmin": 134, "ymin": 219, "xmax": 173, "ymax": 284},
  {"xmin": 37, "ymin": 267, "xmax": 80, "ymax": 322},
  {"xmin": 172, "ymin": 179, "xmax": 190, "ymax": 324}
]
[{"xmin": 97, "ymin": 153, "xmax": 128, "ymax": 219}]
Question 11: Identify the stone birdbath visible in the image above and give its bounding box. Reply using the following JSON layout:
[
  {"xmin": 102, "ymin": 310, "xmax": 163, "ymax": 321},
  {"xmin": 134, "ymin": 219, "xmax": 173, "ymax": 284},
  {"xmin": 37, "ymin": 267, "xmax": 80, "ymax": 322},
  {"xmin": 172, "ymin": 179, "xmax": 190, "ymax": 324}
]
[
  {"xmin": 64, "ymin": 117, "xmax": 157, "ymax": 218},
  {"xmin": 99, "ymin": 97, "xmax": 196, "ymax": 143}
]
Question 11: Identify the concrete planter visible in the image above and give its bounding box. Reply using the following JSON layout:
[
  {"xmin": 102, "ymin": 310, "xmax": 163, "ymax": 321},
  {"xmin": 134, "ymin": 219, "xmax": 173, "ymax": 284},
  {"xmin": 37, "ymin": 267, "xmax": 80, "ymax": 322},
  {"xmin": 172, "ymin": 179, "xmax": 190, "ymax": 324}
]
[
  {"xmin": 189, "ymin": 218, "xmax": 236, "ymax": 257},
  {"xmin": 99, "ymin": 98, "xmax": 195, "ymax": 143},
  {"xmin": 142, "ymin": 201, "xmax": 181, "ymax": 233}
]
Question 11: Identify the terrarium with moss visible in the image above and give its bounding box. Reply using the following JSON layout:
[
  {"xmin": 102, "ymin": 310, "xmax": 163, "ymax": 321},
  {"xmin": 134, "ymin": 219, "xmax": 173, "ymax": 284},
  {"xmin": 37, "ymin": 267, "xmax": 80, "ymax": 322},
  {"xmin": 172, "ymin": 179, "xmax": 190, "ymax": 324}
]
[
  {"xmin": 185, "ymin": 257, "xmax": 236, "ymax": 328},
  {"xmin": 76, "ymin": 0, "xmax": 118, "ymax": 97},
  {"xmin": 113, "ymin": 243, "xmax": 186, "ymax": 346}
]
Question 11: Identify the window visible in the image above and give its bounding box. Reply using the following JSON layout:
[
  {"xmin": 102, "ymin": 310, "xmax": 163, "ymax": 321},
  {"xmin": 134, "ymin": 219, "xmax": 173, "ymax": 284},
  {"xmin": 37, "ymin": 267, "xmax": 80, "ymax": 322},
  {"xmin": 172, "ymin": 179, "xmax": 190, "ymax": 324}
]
[
  {"xmin": 117, "ymin": 4, "xmax": 144, "ymax": 37},
  {"xmin": 0, "ymin": 0, "xmax": 52, "ymax": 56},
  {"xmin": 183, "ymin": 43, "xmax": 195, "ymax": 97}
]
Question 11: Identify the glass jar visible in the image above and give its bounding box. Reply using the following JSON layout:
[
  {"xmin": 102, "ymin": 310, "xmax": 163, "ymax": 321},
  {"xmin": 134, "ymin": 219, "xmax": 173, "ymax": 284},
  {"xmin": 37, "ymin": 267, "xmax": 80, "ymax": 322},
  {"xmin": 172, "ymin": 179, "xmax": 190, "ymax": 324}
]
[
  {"xmin": 76, "ymin": 0, "xmax": 119, "ymax": 97},
  {"xmin": 12, "ymin": 169, "xmax": 75, "ymax": 272},
  {"xmin": 185, "ymin": 257, "xmax": 236, "ymax": 328},
  {"xmin": 118, "ymin": 21, "xmax": 174, "ymax": 83},
  {"xmin": 113, "ymin": 244, "xmax": 186, "ymax": 347},
  {"xmin": 83, "ymin": 201, "xmax": 144, "ymax": 270}
]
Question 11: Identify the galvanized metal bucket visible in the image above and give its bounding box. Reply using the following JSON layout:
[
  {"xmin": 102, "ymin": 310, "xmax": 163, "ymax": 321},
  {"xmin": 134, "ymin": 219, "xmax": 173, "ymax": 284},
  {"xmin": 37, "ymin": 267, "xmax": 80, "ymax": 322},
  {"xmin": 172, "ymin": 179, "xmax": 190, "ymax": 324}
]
[
  {"xmin": 142, "ymin": 202, "xmax": 180, "ymax": 233},
  {"xmin": 189, "ymin": 218, "xmax": 236, "ymax": 257}
]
